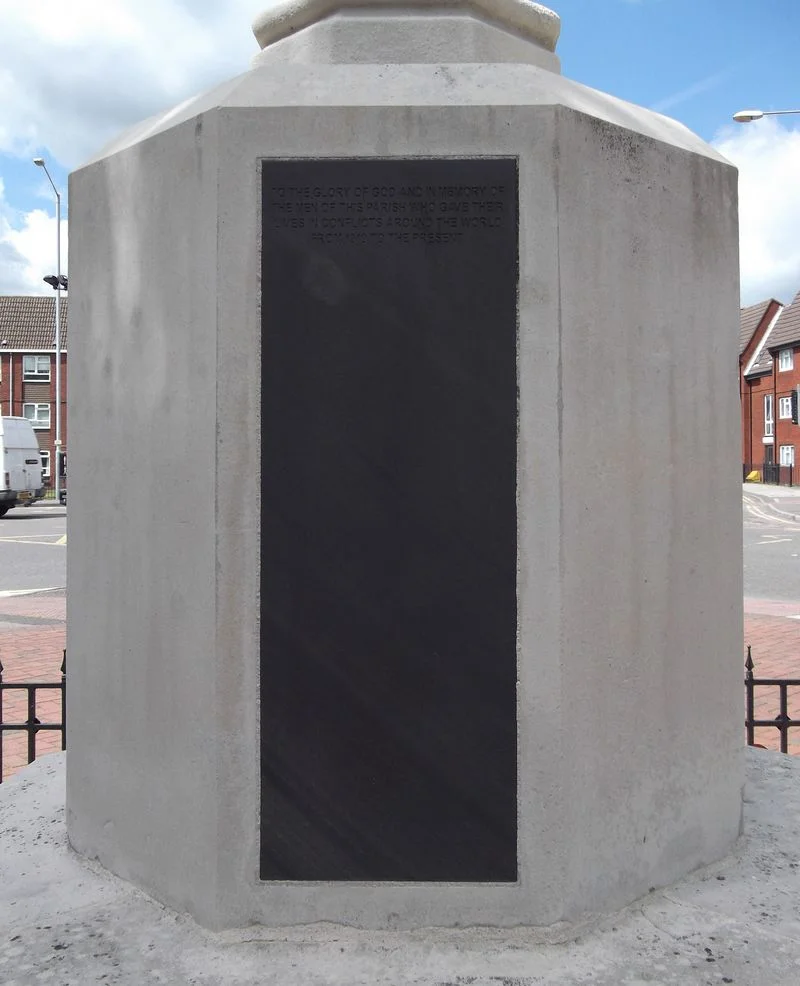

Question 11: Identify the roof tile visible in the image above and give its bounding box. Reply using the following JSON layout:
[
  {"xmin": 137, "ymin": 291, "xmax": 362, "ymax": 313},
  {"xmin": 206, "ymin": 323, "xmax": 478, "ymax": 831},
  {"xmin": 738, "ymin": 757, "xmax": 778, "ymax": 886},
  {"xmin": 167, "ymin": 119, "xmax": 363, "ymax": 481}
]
[
  {"xmin": 767, "ymin": 289, "xmax": 800, "ymax": 354},
  {"xmin": 749, "ymin": 347, "xmax": 774, "ymax": 376},
  {"xmin": 740, "ymin": 300, "xmax": 771, "ymax": 356},
  {"xmin": 0, "ymin": 295, "xmax": 68, "ymax": 351}
]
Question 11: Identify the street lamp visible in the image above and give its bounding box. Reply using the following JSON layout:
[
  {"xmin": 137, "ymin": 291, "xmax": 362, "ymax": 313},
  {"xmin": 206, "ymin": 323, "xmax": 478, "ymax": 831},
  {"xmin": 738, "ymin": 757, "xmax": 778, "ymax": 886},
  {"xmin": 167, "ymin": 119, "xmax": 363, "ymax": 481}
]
[
  {"xmin": 733, "ymin": 108, "xmax": 800, "ymax": 123},
  {"xmin": 33, "ymin": 157, "xmax": 64, "ymax": 506}
]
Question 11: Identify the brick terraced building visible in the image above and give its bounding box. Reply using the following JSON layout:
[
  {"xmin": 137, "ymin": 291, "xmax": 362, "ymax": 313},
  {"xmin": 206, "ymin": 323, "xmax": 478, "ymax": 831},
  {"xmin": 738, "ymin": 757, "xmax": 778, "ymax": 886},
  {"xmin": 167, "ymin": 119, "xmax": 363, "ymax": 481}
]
[
  {"xmin": 0, "ymin": 295, "xmax": 68, "ymax": 489},
  {"xmin": 741, "ymin": 289, "xmax": 800, "ymax": 483}
]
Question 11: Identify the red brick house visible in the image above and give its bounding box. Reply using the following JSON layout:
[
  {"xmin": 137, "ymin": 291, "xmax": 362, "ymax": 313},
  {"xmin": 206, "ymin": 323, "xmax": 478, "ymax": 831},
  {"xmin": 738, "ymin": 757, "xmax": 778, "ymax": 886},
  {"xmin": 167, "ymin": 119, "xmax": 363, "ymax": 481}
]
[
  {"xmin": 741, "ymin": 290, "xmax": 800, "ymax": 483},
  {"xmin": 0, "ymin": 295, "xmax": 68, "ymax": 489},
  {"xmin": 741, "ymin": 298, "xmax": 782, "ymax": 475}
]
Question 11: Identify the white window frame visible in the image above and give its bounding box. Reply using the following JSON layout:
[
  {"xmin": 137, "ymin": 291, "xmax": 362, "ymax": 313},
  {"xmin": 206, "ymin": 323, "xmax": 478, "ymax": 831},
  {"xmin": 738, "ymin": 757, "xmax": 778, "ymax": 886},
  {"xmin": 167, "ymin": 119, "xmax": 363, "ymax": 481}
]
[
  {"xmin": 780, "ymin": 396, "xmax": 793, "ymax": 419},
  {"xmin": 22, "ymin": 403, "xmax": 51, "ymax": 429},
  {"xmin": 780, "ymin": 445, "xmax": 795, "ymax": 467},
  {"xmin": 40, "ymin": 449, "xmax": 51, "ymax": 478},
  {"xmin": 22, "ymin": 355, "xmax": 51, "ymax": 382},
  {"xmin": 765, "ymin": 394, "xmax": 774, "ymax": 437},
  {"xmin": 779, "ymin": 349, "xmax": 794, "ymax": 372}
]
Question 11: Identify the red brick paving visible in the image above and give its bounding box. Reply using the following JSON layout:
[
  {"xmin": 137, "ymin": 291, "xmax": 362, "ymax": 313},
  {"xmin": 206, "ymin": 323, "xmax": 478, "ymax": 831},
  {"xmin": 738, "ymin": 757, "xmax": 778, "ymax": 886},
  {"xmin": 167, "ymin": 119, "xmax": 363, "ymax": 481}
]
[
  {"xmin": 0, "ymin": 591, "xmax": 66, "ymax": 781},
  {"xmin": 744, "ymin": 605, "xmax": 800, "ymax": 756},
  {"xmin": 2, "ymin": 590, "xmax": 800, "ymax": 781}
]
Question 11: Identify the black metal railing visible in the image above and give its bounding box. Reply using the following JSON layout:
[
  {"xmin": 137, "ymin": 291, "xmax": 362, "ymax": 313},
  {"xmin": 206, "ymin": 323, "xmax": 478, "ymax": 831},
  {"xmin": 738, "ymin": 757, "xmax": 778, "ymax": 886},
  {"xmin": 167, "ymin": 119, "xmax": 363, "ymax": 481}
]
[
  {"xmin": 40, "ymin": 480, "xmax": 67, "ymax": 504},
  {"xmin": 0, "ymin": 650, "xmax": 66, "ymax": 782},
  {"xmin": 743, "ymin": 462, "xmax": 794, "ymax": 487},
  {"xmin": 745, "ymin": 645, "xmax": 800, "ymax": 753},
  {"xmin": 1, "ymin": 647, "xmax": 799, "ymax": 781}
]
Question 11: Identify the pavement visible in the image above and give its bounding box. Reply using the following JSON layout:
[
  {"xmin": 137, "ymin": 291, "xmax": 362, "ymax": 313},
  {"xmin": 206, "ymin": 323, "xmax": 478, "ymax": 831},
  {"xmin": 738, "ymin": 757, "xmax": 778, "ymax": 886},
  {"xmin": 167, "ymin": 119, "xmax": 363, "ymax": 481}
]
[
  {"xmin": 1, "ymin": 747, "xmax": 800, "ymax": 985},
  {"xmin": 0, "ymin": 481, "xmax": 799, "ymax": 777},
  {"xmin": 3, "ymin": 531, "xmax": 800, "ymax": 779},
  {"xmin": 0, "ymin": 590, "xmax": 66, "ymax": 781},
  {"xmin": 742, "ymin": 479, "xmax": 800, "ymax": 518},
  {"xmin": 741, "ymin": 483, "xmax": 800, "ymax": 754},
  {"xmin": 2, "ymin": 496, "xmax": 800, "ymax": 982}
]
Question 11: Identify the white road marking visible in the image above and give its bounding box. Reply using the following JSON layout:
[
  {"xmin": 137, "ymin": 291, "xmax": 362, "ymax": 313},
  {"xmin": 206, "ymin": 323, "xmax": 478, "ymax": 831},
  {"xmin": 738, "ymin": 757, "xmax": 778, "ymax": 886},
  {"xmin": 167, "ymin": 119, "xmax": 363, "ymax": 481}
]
[
  {"xmin": 746, "ymin": 501, "xmax": 795, "ymax": 526},
  {"xmin": 743, "ymin": 496, "xmax": 800, "ymax": 530},
  {"xmin": 755, "ymin": 537, "xmax": 792, "ymax": 545},
  {"xmin": 0, "ymin": 587, "xmax": 65, "ymax": 598},
  {"xmin": 0, "ymin": 532, "xmax": 58, "ymax": 537}
]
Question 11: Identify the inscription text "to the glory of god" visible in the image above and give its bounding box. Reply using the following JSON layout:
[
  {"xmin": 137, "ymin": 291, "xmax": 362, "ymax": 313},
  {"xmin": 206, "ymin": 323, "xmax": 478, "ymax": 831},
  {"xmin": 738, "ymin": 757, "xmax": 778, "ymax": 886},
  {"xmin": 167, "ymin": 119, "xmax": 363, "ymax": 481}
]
[{"xmin": 267, "ymin": 182, "xmax": 509, "ymax": 246}]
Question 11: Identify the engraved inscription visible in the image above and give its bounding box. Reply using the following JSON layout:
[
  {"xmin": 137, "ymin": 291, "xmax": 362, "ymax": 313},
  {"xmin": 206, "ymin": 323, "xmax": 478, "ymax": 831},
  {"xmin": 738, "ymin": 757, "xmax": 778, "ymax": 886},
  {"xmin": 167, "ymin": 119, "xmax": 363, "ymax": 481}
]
[{"xmin": 266, "ymin": 179, "xmax": 510, "ymax": 246}]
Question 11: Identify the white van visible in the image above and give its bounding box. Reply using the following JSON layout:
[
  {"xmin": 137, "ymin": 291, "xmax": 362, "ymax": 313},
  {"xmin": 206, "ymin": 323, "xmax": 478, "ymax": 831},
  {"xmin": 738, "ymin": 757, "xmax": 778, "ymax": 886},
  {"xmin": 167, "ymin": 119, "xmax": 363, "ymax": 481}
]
[{"xmin": 0, "ymin": 416, "xmax": 45, "ymax": 516}]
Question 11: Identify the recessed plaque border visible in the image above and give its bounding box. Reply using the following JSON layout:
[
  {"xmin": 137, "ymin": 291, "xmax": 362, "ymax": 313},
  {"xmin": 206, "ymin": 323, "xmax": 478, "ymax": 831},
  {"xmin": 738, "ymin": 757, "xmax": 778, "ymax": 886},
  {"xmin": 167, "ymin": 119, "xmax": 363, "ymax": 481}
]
[{"xmin": 258, "ymin": 155, "xmax": 520, "ymax": 885}]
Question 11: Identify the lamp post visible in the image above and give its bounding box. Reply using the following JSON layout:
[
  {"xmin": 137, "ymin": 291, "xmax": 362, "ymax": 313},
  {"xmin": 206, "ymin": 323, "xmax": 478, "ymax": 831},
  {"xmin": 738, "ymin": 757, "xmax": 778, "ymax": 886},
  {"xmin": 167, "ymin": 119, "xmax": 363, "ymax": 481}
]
[
  {"xmin": 33, "ymin": 157, "xmax": 64, "ymax": 506},
  {"xmin": 733, "ymin": 108, "xmax": 800, "ymax": 123}
]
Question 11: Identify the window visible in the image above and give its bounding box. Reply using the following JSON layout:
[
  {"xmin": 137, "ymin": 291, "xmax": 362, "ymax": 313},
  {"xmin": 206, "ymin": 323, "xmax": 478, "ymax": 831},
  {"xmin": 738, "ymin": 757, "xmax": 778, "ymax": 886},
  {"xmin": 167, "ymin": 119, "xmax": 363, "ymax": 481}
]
[
  {"xmin": 780, "ymin": 396, "xmax": 793, "ymax": 419},
  {"xmin": 23, "ymin": 355, "xmax": 50, "ymax": 382},
  {"xmin": 779, "ymin": 349, "xmax": 794, "ymax": 372},
  {"xmin": 780, "ymin": 445, "xmax": 795, "ymax": 467},
  {"xmin": 40, "ymin": 450, "xmax": 50, "ymax": 478},
  {"xmin": 23, "ymin": 403, "xmax": 50, "ymax": 429},
  {"xmin": 765, "ymin": 394, "xmax": 774, "ymax": 436}
]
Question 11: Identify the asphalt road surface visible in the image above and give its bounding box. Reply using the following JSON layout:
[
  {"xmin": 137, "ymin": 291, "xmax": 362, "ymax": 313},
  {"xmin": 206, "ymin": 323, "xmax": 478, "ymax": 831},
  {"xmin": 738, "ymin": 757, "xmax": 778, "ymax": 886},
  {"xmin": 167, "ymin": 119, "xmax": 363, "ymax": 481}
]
[
  {"xmin": 743, "ymin": 490, "xmax": 800, "ymax": 604},
  {"xmin": 0, "ymin": 504, "xmax": 66, "ymax": 594},
  {"xmin": 0, "ymin": 494, "xmax": 794, "ymax": 603}
]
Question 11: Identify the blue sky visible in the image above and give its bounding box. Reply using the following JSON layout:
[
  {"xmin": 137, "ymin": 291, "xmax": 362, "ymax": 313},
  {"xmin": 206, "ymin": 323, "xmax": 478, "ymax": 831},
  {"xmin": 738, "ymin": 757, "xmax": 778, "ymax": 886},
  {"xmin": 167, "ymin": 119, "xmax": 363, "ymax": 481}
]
[
  {"xmin": 556, "ymin": 0, "xmax": 800, "ymax": 143},
  {"xmin": 1, "ymin": 0, "xmax": 799, "ymax": 304}
]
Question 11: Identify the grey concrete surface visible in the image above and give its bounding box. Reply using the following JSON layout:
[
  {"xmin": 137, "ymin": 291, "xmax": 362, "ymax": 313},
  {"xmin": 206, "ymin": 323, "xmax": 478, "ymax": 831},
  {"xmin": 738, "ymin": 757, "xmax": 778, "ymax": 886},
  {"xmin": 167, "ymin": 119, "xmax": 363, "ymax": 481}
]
[
  {"xmin": 0, "ymin": 510, "xmax": 66, "ymax": 593},
  {"xmin": 67, "ymin": 0, "xmax": 742, "ymax": 932},
  {"xmin": 1, "ymin": 749, "xmax": 798, "ymax": 986},
  {"xmin": 744, "ymin": 482, "xmax": 800, "ymax": 514},
  {"xmin": 744, "ymin": 489, "xmax": 800, "ymax": 603}
]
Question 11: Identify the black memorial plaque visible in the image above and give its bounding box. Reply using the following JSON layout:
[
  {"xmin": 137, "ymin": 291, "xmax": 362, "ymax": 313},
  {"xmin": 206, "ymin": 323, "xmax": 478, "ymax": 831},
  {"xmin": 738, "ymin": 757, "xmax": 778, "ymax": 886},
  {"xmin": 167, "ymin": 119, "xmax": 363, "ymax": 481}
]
[{"xmin": 260, "ymin": 158, "xmax": 518, "ymax": 882}]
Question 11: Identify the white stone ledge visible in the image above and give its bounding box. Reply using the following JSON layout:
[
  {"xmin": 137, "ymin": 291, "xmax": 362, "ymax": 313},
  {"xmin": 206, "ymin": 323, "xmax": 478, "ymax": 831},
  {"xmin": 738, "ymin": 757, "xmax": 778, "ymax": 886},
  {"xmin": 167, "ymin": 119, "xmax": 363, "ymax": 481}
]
[{"xmin": 253, "ymin": 0, "xmax": 561, "ymax": 52}]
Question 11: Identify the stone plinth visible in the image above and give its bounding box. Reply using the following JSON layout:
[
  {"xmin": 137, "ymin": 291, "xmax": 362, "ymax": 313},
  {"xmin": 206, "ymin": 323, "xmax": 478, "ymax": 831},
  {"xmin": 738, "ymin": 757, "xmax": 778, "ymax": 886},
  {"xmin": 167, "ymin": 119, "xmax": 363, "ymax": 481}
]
[{"xmin": 66, "ymin": 0, "xmax": 743, "ymax": 931}]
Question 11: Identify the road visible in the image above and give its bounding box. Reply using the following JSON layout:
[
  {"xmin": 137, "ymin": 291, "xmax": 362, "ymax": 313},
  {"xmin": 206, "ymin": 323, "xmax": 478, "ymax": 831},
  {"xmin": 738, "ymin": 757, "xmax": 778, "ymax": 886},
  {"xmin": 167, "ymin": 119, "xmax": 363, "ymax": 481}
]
[
  {"xmin": 0, "ymin": 504, "xmax": 66, "ymax": 594},
  {"xmin": 743, "ymin": 489, "xmax": 800, "ymax": 605},
  {"xmin": 0, "ymin": 492, "xmax": 794, "ymax": 603}
]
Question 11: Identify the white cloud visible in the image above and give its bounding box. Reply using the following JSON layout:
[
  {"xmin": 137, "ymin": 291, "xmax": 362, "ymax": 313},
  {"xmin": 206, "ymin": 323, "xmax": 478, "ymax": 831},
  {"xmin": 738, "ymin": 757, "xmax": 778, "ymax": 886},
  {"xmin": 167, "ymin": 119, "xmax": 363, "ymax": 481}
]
[
  {"xmin": 0, "ymin": 0, "xmax": 265, "ymax": 293},
  {"xmin": 713, "ymin": 118, "xmax": 800, "ymax": 306},
  {"xmin": 0, "ymin": 179, "xmax": 68, "ymax": 295},
  {"xmin": 0, "ymin": 0, "xmax": 797, "ymax": 307},
  {"xmin": 650, "ymin": 71, "xmax": 727, "ymax": 114},
  {"xmin": 0, "ymin": 0, "xmax": 264, "ymax": 168}
]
